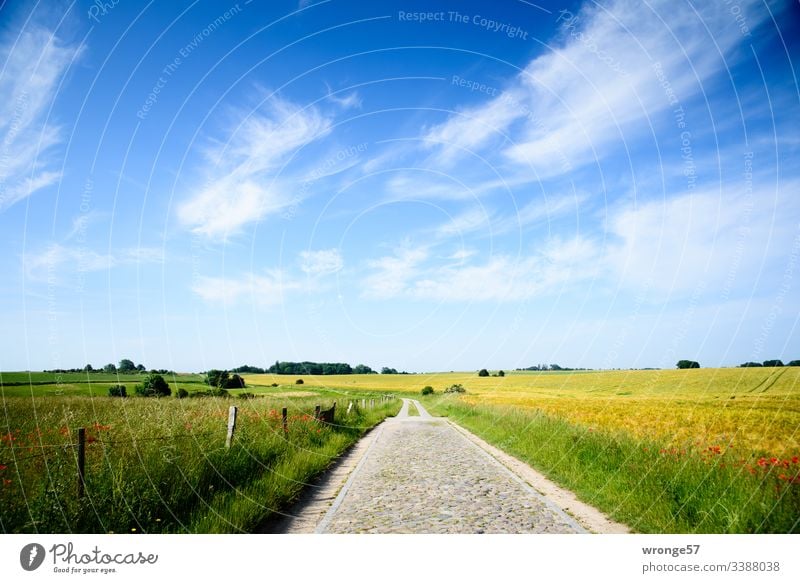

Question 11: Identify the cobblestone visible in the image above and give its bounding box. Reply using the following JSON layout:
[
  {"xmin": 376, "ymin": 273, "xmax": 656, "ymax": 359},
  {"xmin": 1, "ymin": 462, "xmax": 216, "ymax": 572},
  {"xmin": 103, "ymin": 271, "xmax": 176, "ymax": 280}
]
[{"xmin": 319, "ymin": 399, "xmax": 584, "ymax": 534}]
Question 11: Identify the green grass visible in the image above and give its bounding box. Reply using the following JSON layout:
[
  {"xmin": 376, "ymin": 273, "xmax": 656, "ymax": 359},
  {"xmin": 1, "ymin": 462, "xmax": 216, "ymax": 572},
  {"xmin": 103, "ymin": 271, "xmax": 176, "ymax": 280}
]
[
  {"xmin": 427, "ymin": 397, "xmax": 800, "ymax": 533},
  {"xmin": 406, "ymin": 401, "xmax": 419, "ymax": 416},
  {"xmin": 0, "ymin": 393, "xmax": 400, "ymax": 533}
]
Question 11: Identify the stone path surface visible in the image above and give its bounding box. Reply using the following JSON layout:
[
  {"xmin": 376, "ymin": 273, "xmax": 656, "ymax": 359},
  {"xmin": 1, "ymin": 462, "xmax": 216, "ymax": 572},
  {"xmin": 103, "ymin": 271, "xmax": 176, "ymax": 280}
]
[{"xmin": 302, "ymin": 399, "xmax": 592, "ymax": 534}]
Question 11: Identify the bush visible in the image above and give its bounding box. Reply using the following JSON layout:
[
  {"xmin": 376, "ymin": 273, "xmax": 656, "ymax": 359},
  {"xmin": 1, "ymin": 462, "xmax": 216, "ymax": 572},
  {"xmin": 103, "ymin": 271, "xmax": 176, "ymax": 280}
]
[
  {"xmin": 108, "ymin": 385, "xmax": 127, "ymax": 398},
  {"xmin": 444, "ymin": 383, "xmax": 466, "ymax": 394},
  {"xmin": 295, "ymin": 379, "xmax": 304, "ymax": 385},
  {"xmin": 134, "ymin": 373, "xmax": 171, "ymax": 397},
  {"xmin": 237, "ymin": 392, "xmax": 257, "ymax": 399},
  {"xmin": 498, "ymin": 370, "xmax": 505, "ymax": 377},
  {"xmin": 421, "ymin": 386, "xmax": 434, "ymax": 395},
  {"xmin": 478, "ymin": 369, "xmax": 489, "ymax": 377},
  {"xmin": 676, "ymin": 360, "xmax": 700, "ymax": 369},
  {"xmin": 271, "ymin": 383, "xmax": 278, "ymax": 387},
  {"xmin": 176, "ymin": 388, "xmax": 189, "ymax": 399},
  {"xmin": 188, "ymin": 388, "xmax": 229, "ymax": 398}
]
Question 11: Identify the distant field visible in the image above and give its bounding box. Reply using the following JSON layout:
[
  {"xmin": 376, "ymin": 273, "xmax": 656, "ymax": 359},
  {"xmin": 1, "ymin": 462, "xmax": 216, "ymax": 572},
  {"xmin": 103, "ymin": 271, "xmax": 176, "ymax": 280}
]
[{"xmin": 247, "ymin": 368, "xmax": 800, "ymax": 458}]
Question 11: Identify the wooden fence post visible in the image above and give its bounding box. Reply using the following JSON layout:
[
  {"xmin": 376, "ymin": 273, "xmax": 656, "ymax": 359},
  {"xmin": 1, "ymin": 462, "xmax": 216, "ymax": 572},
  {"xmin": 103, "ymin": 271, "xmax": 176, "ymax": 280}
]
[
  {"xmin": 76, "ymin": 427, "xmax": 86, "ymax": 499},
  {"xmin": 362, "ymin": 399, "xmax": 366, "ymax": 409},
  {"xmin": 347, "ymin": 401, "xmax": 353, "ymax": 414},
  {"xmin": 314, "ymin": 405, "xmax": 321, "ymax": 420},
  {"xmin": 226, "ymin": 406, "xmax": 238, "ymax": 448},
  {"xmin": 282, "ymin": 407, "xmax": 288, "ymax": 437}
]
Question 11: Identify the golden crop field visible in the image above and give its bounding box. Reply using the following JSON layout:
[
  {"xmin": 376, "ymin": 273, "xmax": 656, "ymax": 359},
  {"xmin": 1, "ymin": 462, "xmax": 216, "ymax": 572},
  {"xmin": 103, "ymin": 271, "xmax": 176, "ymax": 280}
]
[{"xmin": 245, "ymin": 367, "xmax": 800, "ymax": 457}]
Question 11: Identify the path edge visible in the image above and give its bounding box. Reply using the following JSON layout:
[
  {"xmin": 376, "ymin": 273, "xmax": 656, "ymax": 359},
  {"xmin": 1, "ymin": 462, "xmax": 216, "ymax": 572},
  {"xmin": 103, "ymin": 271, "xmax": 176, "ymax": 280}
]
[{"xmin": 447, "ymin": 420, "xmax": 631, "ymax": 534}]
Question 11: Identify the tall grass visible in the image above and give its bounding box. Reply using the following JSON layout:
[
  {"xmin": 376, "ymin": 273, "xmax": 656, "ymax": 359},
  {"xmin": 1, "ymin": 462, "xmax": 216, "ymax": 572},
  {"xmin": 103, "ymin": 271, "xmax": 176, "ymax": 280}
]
[
  {"xmin": 0, "ymin": 395, "xmax": 399, "ymax": 533},
  {"xmin": 426, "ymin": 397, "xmax": 800, "ymax": 533}
]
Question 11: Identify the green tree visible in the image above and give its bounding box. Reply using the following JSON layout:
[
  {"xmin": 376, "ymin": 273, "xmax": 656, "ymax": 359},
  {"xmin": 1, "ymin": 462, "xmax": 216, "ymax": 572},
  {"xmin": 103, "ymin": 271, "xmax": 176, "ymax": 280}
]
[
  {"xmin": 498, "ymin": 370, "xmax": 505, "ymax": 377},
  {"xmin": 354, "ymin": 364, "xmax": 375, "ymax": 374},
  {"xmin": 118, "ymin": 359, "xmax": 136, "ymax": 373},
  {"xmin": 740, "ymin": 362, "xmax": 763, "ymax": 367},
  {"xmin": 227, "ymin": 374, "xmax": 245, "ymax": 389},
  {"xmin": 478, "ymin": 369, "xmax": 489, "ymax": 377},
  {"xmin": 108, "ymin": 385, "xmax": 126, "ymax": 397},
  {"xmin": 381, "ymin": 367, "xmax": 398, "ymax": 374},
  {"xmin": 763, "ymin": 360, "xmax": 784, "ymax": 367},
  {"xmin": 788, "ymin": 360, "xmax": 800, "ymax": 367},
  {"xmin": 135, "ymin": 373, "xmax": 171, "ymax": 397},
  {"xmin": 103, "ymin": 363, "xmax": 117, "ymax": 374},
  {"xmin": 206, "ymin": 369, "xmax": 229, "ymax": 388},
  {"xmin": 676, "ymin": 360, "xmax": 700, "ymax": 369}
]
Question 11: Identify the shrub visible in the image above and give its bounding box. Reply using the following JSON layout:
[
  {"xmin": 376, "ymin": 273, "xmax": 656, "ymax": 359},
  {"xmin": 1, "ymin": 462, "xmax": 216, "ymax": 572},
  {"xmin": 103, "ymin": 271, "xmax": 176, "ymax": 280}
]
[
  {"xmin": 108, "ymin": 385, "xmax": 126, "ymax": 398},
  {"xmin": 134, "ymin": 373, "xmax": 171, "ymax": 397},
  {"xmin": 237, "ymin": 392, "xmax": 257, "ymax": 399},
  {"xmin": 676, "ymin": 360, "xmax": 700, "ymax": 369},
  {"xmin": 271, "ymin": 383, "xmax": 278, "ymax": 387},
  {"xmin": 189, "ymin": 387, "xmax": 229, "ymax": 398},
  {"xmin": 478, "ymin": 369, "xmax": 489, "ymax": 377},
  {"xmin": 421, "ymin": 386, "xmax": 434, "ymax": 396},
  {"xmin": 176, "ymin": 388, "xmax": 189, "ymax": 399},
  {"xmin": 444, "ymin": 383, "xmax": 466, "ymax": 394},
  {"xmin": 295, "ymin": 379, "xmax": 304, "ymax": 385},
  {"xmin": 498, "ymin": 370, "xmax": 505, "ymax": 377}
]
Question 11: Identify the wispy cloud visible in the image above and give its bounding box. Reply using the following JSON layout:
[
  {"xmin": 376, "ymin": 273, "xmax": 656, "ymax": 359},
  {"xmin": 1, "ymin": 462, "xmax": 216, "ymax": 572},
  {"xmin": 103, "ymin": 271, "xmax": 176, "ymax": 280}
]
[
  {"xmin": 359, "ymin": 236, "xmax": 599, "ymax": 302},
  {"xmin": 300, "ymin": 248, "xmax": 343, "ymax": 275},
  {"xmin": 422, "ymin": 0, "xmax": 766, "ymax": 179},
  {"xmin": 178, "ymin": 94, "xmax": 331, "ymax": 238},
  {"xmin": 23, "ymin": 243, "xmax": 163, "ymax": 282},
  {"xmin": 324, "ymin": 83, "xmax": 362, "ymax": 110},
  {"xmin": 192, "ymin": 271, "xmax": 300, "ymax": 306},
  {"xmin": 0, "ymin": 25, "xmax": 81, "ymax": 211}
]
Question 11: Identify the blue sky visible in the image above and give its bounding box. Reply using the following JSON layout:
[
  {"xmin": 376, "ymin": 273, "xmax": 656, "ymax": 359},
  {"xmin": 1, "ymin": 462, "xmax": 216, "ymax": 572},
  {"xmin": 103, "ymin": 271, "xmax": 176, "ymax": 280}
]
[{"xmin": 1, "ymin": 0, "xmax": 798, "ymax": 372}]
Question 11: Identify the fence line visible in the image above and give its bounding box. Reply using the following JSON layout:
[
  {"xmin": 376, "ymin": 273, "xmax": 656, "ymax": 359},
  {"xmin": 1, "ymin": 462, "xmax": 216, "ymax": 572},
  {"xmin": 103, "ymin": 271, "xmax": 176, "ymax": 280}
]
[{"xmin": 2, "ymin": 395, "xmax": 398, "ymax": 498}]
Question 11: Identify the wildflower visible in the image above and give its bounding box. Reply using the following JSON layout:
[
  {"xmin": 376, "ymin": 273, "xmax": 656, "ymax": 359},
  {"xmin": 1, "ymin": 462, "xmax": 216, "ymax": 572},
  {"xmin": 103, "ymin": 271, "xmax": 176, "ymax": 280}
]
[
  {"xmin": 757, "ymin": 458, "xmax": 767, "ymax": 467},
  {"xmin": 2, "ymin": 479, "xmax": 11, "ymax": 485},
  {"xmin": 792, "ymin": 456, "xmax": 799, "ymax": 465},
  {"xmin": 0, "ymin": 464, "xmax": 7, "ymax": 471}
]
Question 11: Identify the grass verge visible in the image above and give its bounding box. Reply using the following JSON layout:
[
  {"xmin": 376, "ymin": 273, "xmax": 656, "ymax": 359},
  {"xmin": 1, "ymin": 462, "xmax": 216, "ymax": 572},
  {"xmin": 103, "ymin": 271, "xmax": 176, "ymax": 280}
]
[
  {"xmin": 426, "ymin": 397, "xmax": 800, "ymax": 533},
  {"xmin": 0, "ymin": 395, "xmax": 400, "ymax": 533}
]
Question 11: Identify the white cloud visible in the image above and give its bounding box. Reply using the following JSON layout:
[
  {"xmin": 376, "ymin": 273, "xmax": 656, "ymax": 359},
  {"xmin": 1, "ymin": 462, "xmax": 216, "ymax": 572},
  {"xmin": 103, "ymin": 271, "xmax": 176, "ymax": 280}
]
[
  {"xmin": 435, "ymin": 207, "xmax": 492, "ymax": 239},
  {"xmin": 0, "ymin": 26, "xmax": 81, "ymax": 211},
  {"xmin": 360, "ymin": 237, "xmax": 599, "ymax": 302},
  {"xmin": 422, "ymin": 0, "xmax": 765, "ymax": 179},
  {"xmin": 24, "ymin": 244, "xmax": 114, "ymax": 280},
  {"xmin": 361, "ymin": 243, "xmax": 429, "ymax": 299},
  {"xmin": 605, "ymin": 182, "xmax": 800, "ymax": 294},
  {"xmin": 325, "ymin": 86, "xmax": 362, "ymax": 110},
  {"xmin": 192, "ymin": 271, "xmax": 300, "ymax": 306},
  {"xmin": 23, "ymin": 243, "xmax": 164, "ymax": 282},
  {"xmin": 178, "ymin": 94, "xmax": 331, "ymax": 238},
  {"xmin": 300, "ymin": 248, "xmax": 343, "ymax": 275}
]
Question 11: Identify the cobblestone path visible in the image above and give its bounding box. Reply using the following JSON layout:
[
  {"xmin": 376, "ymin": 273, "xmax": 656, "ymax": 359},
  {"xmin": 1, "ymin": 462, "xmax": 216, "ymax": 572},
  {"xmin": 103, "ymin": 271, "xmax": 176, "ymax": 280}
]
[{"xmin": 314, "ymin": 399, "xmax": 586, "ymax": 534}]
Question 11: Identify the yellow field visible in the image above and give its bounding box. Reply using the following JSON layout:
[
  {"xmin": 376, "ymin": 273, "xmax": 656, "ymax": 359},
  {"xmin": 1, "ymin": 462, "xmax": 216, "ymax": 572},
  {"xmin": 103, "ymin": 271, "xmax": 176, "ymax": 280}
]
[{"xmin": 245, "ymin": 367, "xmax": 800, "ymax": 457}]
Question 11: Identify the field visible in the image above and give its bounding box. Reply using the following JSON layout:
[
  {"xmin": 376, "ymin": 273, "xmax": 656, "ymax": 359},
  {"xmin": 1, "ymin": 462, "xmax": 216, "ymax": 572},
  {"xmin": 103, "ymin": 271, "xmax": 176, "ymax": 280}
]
[
  {"xmin": 0, "ymin": 377, "xmax": 400, "ymax": 533},
  {"xmin": 2, "ymin": 367, "xmax": 798, "ymax": 533},
  {"xmin": 245, "ymin": 368, "xmax": 800, "ymax": 458},
  {"xmin": 246, "ymin": 367, "xmax": 800, "ymax": 533}
]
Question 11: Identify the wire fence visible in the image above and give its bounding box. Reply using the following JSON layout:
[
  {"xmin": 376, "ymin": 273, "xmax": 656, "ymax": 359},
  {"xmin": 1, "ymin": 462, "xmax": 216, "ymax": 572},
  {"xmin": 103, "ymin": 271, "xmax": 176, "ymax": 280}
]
[{"xmin": 1, "ymin": 395, "xmax": 398, "ymax": 497}]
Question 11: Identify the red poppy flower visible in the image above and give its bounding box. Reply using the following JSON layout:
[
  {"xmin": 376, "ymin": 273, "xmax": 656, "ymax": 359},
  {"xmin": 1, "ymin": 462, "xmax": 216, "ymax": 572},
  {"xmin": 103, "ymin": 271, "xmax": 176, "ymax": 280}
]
[{"xmin": 0, "ymin": 464, "xmax": 7, "ymax": 471}]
